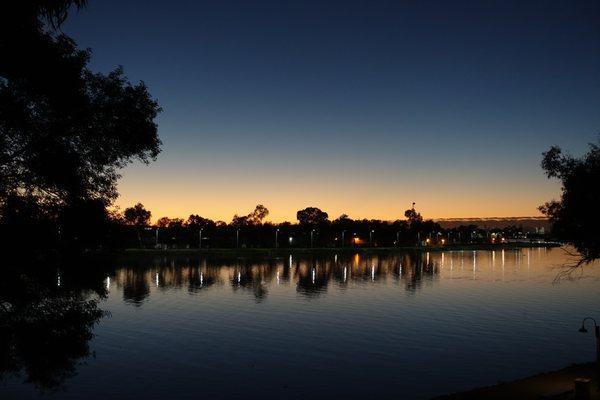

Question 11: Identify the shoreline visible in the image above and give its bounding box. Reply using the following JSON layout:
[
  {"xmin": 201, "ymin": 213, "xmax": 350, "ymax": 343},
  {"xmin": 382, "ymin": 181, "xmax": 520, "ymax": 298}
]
[
  {"xmin": 432, "ymin": 362, "xmax": 598, "ymax": 399},
  {"xmin": 120, "ymin": 242, "xmax": 561, "ymax": 257}
]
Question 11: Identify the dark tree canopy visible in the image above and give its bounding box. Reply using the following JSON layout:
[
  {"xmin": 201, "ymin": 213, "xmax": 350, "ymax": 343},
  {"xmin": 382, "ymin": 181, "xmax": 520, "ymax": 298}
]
[
  {"xmin": 231, "ymin": 204, "xmax": 270, "ymax": 226},
  {"xmin": 0, "ymin": 0, "xmax": 161, "ymax": 247},
  {"xmin": 404, "ymin": 207, "xmax": 423, "ymax": 226},
  {"xmin": 296, "ymin": 207, "xmax": 329, "ymax": 226},
  {"xmin": 540, "ymin": 140, "xmax": 600, "ymax": 263},
  {"xmin": 124, "ymin": 203, "xmax": 151, "ymax": 227}
]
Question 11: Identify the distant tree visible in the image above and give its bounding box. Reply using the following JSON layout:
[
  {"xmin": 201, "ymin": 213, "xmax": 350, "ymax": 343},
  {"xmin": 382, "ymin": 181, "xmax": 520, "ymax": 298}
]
[
  {"xmin": 231, "ymin": 214, "xmax": 249, "ymax": 227},
  {"xmin": 123, "ymin": 203, "xmax": 151, "ymax": 247},
  {"xmin": 166, "ymin": 218, "xmax": 185, "ymax": 229},
  {"xmin": 539, "ymin": 140, "xmax": 600, "ymax": 263},
  {"xmin": 231, "ymin": 204, "xmax": 269, "ymax": 226},
  {"xmin": 156, "ymin": 217, "xmax": 171, "ymax": 228},
  {"xmin": 123, "ymin": 203, "xmax": 151, "ymax": 227},
  {"xmin": 248, "ymin": 204, "xmax": 269, "ymax": 225},
  {"xmin": 296, "ymin": 207, "xmax": 329, "ymax": 226},
  {"xmin": 186, "ymin": 214, "xmax": 214, "ymax": 228},
  {"xmin": 404, "ymin": 207, "xmax": 423, "ymax": 226},
  {"xmin": 333, "ymin": 214, "xmax": 351, "ymax": 223}
]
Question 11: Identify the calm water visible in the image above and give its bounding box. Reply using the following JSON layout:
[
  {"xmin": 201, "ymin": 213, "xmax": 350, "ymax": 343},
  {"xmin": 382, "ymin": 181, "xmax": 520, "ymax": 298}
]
[{"xmin": 2, "ymin": 248, "xmax": 600, "ymax": 399}]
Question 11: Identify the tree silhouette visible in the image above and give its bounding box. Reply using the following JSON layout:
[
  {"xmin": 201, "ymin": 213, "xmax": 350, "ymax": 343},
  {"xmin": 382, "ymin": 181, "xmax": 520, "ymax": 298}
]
[
  {"xmin": 540, "ymin": 140, "xmax": 600, "ymax": 263},
  {"xmin": 296, "ymin": 207, "xmax": 329, "ymax": 226},
  {"xmin": 124, "ymin": 203, "xmax": 151, "ymax": 247},
  {"xmin": 404, "ymin": 207, "xmax": 423, "ymax": 226},
  {"xmin": 123, "ymin": 203, "xmax": 151, "ymax": 227},
  {"xmin": 231, "ymin": 204, "xmax": 269, "ymax": 226},
  {"xmin": 248, "ymin": 204, "xmax": 269, "ymax": 225},
  {"xmin": 0, "ymin": 0, "xmax": 161, "ymax": 249}
]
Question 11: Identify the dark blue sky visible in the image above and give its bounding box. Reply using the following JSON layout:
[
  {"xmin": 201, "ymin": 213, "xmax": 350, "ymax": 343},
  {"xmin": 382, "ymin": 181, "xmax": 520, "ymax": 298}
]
[{"xmin": 64, "ymin": 0, "xmax": 600, "ymax": 221}]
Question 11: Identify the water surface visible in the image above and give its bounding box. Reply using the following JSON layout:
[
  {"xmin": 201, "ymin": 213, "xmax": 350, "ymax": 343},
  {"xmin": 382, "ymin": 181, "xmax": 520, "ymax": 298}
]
[{"xmin": 2, "ymin": 248, "xmax": 599, "ymax": 399}]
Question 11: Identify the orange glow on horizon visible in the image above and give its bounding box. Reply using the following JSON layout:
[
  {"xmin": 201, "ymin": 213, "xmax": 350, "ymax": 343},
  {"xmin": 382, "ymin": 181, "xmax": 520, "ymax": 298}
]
[{"xmin": 114, "ymin": 161, "xmax": 560, "ymax": 223}]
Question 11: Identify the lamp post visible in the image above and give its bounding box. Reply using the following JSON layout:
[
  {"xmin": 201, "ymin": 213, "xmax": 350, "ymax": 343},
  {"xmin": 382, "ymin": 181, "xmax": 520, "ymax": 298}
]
[
  {"xmin": 341, "ymin": 230, "xmax": 346, "ymax": 248},
  {"xmin": 578, "ymin": 317, "xmax": 600, "ymax": 364},
  {"xmin": 396, "ymin": 231, "xmax": 400, "ymax": 246},
  {"xmin": 275, "ymin": 228, "xmax": 279, "ymax": 249},
  {"xmin": 369, "ymin": 230, "xmax": 374, "ymax": 247},
  {"xmin": 155, "ymin": 227, "xmax": 159, "ymax": 248},
  {"xmin": 236, "ymin": 228, "xmax": 240, "ymax": 248},
  {"xmin": 310, "ymin": 229, "xmax": 315, "ymax": 249},
  {"xmin": 199, "ymin": 228, "xmax": 203, "ymax": 249}
]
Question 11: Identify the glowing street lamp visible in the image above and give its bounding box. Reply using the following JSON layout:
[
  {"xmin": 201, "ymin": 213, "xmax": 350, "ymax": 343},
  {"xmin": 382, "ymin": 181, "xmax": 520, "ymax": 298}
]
[
  {"xmin": 199, "ymin": 228, "xmax": 203, "ymax": 249},
  {"xmin": 341, "ymin": 230, "xmax": 346, "ymax": 248},
  {"xmin": 369, "ymin": 230, "xmax": 374, "ymax": 247},
  {"xmin": 310, "ymin": 229, "xmax": 316, "ymax": 249},
  {"xmin": 236, "ymin": 228, "xmax": 240, "ymax": 248},
  {"xmin": 275, "ymin": 228, "xmax": 280, "ymax": 249}
]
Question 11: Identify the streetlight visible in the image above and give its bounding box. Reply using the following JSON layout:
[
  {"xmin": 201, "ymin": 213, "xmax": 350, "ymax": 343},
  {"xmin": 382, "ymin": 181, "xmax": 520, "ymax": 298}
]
[
  {"xmin": 396, "ymin": 231, "xmax": 400, "ymax": 246},
  {"xmin": 341, "ymin": 230, "xmax": 346, "ymax": 248},
  {"xmin": 236, "ymin": 228, "xmax": 240, "ymax": 248},
  {"xmin": 199, "ymin": 228, "xmax": 203, "ymax": 249},
  {"xmin": 578, "ymin": 317, "xmax": 600, "ymax": 363},
  {"xmin": 310, "ymin": 229, "xmax": 315, "ymax": 249},
  {"xmin": 275, "ymin": 228, "xmax": 280, "ymax": 249},
  {"xmin": 155, "ymin": 227, "xmax": 159, "ymax": 248},
  {"xmin": 369, "ymin": 230, "xmax": 374, "ymax": 247}
]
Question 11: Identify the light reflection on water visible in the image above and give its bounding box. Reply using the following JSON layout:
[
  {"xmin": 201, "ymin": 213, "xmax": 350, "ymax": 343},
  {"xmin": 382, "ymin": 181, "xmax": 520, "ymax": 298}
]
[{"xmin": 3, "ymin": 248, "xmax": 600, "ymax": 400}]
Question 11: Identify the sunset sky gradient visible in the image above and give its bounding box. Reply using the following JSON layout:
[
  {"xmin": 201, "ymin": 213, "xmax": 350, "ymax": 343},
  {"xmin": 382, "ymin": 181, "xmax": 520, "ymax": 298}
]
[{"xmin": 63, "ymin": 0, "xmax": 600, "ymax": 222}]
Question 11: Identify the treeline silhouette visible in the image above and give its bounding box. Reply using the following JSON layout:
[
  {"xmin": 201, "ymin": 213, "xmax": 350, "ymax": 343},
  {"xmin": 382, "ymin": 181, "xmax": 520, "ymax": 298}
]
[{"xmin": 111, "ymin": 203, "xmax": 541, "ymax": 250}]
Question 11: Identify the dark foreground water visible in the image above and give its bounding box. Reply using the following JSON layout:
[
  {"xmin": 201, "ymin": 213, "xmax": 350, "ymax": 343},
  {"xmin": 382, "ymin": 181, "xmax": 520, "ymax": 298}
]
[{"xmin": 2, "ymin": 248, "xmax": 599, "ymax": 399}]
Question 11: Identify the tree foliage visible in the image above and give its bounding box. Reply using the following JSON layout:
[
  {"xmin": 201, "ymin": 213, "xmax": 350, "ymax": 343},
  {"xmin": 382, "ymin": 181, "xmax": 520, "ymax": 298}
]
[
  {"xmin": 231, "ymin": 204, "xmax": 270, "ymax": 226},
  {"xmin": 539, "ymin": 140, "xmax": 600, "ymax": 263},
  {"xmin": 0, "ymin": 0, "xmax": 161, "ymax": 249},
  {"xmin": 124, "ymin": 203, "xmax": 151, "ymax": 227},
  {"xmin": 296, "ymin": 207, "xmax": 329, "ymax": 226}
]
